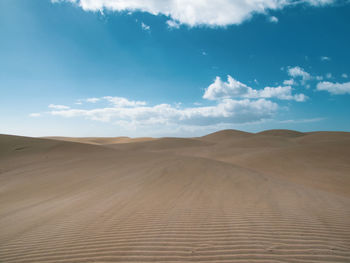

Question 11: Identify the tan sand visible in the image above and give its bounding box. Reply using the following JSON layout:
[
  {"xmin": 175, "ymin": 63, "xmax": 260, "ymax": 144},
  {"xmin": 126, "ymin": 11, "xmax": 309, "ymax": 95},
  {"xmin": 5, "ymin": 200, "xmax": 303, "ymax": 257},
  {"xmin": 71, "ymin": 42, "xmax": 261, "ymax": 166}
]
[{"xmin": 0, "ymin": 130, "xmax": 350, "ymax": 262}]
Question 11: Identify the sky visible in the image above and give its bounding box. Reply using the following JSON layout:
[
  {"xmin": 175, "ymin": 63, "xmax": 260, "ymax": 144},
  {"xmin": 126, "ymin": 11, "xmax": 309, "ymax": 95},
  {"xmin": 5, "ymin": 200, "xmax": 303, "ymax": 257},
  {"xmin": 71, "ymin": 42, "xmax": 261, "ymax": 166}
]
[{"xmin": 1, "ymin": 0, "xmax": 350, "ymax": 137}]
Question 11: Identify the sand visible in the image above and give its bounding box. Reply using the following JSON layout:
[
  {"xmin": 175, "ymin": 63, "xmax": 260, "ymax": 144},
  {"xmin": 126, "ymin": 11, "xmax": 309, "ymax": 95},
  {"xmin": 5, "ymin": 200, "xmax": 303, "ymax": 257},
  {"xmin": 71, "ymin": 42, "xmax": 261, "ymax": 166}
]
[{"xmin": 0, "ymin": 129, "xmax": 350, "ymax": 262}]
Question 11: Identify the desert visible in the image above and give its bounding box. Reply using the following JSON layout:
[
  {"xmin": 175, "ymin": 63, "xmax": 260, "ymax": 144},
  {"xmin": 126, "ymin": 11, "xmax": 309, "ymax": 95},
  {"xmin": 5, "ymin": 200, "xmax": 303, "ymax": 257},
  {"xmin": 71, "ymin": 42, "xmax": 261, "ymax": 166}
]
[{"xmin": 1, "ymin": 129, "xmax": 350, "ymax": 262}]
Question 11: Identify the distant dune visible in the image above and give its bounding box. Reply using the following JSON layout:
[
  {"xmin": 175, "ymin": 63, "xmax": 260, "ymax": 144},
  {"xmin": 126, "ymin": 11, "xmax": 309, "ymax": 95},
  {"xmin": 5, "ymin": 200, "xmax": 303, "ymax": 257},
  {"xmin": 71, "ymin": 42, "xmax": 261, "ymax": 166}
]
[
  {"xmin": 256, "ymin": 129, "xmax": 306, "ymax": 137},
  {"xmin": 1, "ymin": 130, "xmax": 350, "ymax": 262},
  {"xmin": 44, "ymin": 136, "xmax": 156, "ymax": 145}
]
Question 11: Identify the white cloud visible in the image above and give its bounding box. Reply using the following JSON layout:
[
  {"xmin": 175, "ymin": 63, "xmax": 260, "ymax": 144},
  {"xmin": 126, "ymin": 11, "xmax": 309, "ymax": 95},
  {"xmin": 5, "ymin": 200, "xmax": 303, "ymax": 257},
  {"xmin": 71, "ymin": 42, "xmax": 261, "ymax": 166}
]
[
  {"xmin": 283, "ymin": 79, "xmax": 295, "ymax": 85},
  {"xmin": 166, "ymin": 19, "xmax": 180, "ymax": 29},
  {"xmin": 29, "ymin": 113, "xmax": 41, "ymax": 117},
  {"xmin": 141, "ymin": 22, "xmax": 150, "ymax": 31},
  {"xmin": 52, "ymin": 0, "xmax": 336, "ymax": 27},
  {"xmin": 342, "ymin": 73, "xmax": 348, "ymax": 78},
  {"xmin": 44, "ymin": 78, "xmax": 284, "ymax": 126},
  {"xmin": 86, "ymin": 98, "xmax": 100, "ymax": 103},
  {"xmin": 48, "ymin": 104, "xmax": 70, "ymax": 110},
  {"xmin": 203, "ymin": 75, "xmax": 307, "ymax": 101},
  {"xmin": 321, "ymin": 56, "xmax": 331, "ymax": 61},
  {"xmin": 307, "ymin": 0, "xmax": 334, "ymax": 6},
  {"xmin": 35, "ymin": 73, "xmax": 313, "ymax": 129},
  {"xmin": 260, "ymin": 87, "xmax": 308, "ymax": 102},
  {"xmin": 269, "ymin": 16, "xmax": 278, "ymax": 23},
  {"xmin": 103, "ymin": 96, "xmax": 146, "ymax": 107},
  {"xmin": 287, "ymin": 66, "xmax": 311, "ymax": 82},
  {"xmin": 326, "ymin": 73, "xmax": 332, "ymax": 79},
  {"xmin": 316, "ymin": 81, "xmax": 350, "ymax": 95},
  {"xmin": 49, "ymin": 98, "xmax": 278, "ymax": 126},
  {"xmin": 203, "ymin": 76, "xmax": 250, "ymax": 100},
  {"xmin": 279, "ymin": 117, "xmax": 324, "ymax": 124}
]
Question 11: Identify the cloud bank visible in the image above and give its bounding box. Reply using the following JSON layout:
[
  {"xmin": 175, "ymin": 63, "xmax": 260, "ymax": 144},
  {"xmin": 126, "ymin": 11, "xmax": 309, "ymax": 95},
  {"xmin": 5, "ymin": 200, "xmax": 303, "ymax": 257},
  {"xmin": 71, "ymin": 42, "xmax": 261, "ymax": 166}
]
[
  {"xmin": 33, "ymin": 75, "xmax": 312, "ymax": 128},
  {"xmin": 52, "ymin": 0, "xmax": 336, "ymax": 27},
  {"xmin": 50, "ymin": 97, "xmax": 278, "ymax": 126}
]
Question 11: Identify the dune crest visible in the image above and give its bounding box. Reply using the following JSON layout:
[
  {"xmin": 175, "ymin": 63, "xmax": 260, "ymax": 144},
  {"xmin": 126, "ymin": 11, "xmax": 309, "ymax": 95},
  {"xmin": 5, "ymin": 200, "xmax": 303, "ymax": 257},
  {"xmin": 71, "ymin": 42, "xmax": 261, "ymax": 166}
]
[{"xmin": 256, "ymin": 129, "xmax": 306, "ymax": 137}]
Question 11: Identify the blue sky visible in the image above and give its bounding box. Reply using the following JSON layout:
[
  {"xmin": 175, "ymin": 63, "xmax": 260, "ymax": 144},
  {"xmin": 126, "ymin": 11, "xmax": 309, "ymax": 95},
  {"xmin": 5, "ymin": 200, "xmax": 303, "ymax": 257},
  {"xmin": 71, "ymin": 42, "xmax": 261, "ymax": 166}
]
[{"xmin": 1, "ymin": 0, "xmax": 350, "ymax": 137}]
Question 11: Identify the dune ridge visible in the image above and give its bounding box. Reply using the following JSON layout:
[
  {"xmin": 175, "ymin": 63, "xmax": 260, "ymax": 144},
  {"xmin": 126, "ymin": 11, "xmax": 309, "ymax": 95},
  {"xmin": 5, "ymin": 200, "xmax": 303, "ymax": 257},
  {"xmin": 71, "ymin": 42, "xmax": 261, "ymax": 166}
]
[{"xmin": 1, "ymin": 129, "xmax": 350, "ymax": 262}]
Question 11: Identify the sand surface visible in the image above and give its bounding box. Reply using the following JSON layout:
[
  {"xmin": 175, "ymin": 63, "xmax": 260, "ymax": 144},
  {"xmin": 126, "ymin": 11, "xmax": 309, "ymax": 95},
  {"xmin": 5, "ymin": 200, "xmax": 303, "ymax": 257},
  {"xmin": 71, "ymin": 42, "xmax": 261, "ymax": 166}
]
[{"xmin": 1, "ymin": 130, "xmax": 350, "ymax": 262}]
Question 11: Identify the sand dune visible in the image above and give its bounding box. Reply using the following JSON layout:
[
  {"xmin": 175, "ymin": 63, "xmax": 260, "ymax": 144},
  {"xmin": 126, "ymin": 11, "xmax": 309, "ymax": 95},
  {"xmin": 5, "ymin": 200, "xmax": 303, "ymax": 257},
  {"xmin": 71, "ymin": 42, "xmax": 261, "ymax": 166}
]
[
  {"xmin": 44, "ymin": 136, "xmax": 156, "ymax": 145},
  {"xmin": 256, "ymin": 129, "xmax": 306, "ymax": 138},
  {"xmin": 1, "ymin": 130, "xmax": 350, "ymax": 262}
]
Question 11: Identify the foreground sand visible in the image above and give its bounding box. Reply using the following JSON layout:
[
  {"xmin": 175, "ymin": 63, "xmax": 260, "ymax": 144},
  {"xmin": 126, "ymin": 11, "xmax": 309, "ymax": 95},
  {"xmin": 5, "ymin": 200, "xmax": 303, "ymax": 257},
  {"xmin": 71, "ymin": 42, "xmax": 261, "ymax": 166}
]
[{"xmin": 0, "ymin": 130, "xmax": 350, "ymax": 262}]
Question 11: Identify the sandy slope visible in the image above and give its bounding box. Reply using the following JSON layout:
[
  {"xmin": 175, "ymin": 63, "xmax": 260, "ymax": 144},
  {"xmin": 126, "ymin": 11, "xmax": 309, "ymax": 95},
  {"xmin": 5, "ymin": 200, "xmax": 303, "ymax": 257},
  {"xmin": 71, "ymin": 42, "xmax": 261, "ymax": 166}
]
[{"xmin": 0, "ymin": 130, "xmax": 350, "ymax": 262}]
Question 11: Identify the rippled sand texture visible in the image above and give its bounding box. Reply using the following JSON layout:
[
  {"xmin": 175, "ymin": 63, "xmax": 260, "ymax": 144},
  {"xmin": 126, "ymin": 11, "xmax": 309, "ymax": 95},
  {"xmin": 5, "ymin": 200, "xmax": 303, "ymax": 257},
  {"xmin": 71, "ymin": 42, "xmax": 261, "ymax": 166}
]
[{"xmin": 1, "ymin": 130, "xmax": 350, "ymax": 262}]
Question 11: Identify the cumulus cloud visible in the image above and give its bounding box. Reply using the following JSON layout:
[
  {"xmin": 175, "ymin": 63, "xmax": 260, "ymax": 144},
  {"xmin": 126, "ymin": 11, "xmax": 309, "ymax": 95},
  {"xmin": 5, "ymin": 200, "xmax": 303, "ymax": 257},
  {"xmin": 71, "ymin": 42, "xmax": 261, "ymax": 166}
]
[
  {"xmin": 287, "ymin": 66, "xmax": 311, "ymax": 82},
  {"xmin": 203, "ymin": 75, "xmax": 307, "ymax": 101},
  {"xmin": 48, "ymin": 104, "xmax": 70, "ymax": 110},
  {"xmin": 203, "ymin": 76, "xmax": 250, "ymax": 100},
  {"xmin": 342, "ymin": 73, "xmax": 348, "ymax": 78},
  {"xmin": 316, "ymin": 81, "xmax": 350, "ymax": 95},
  {"xmin": 51, "ymin": 0, "xmax": 336, "ymax": 27}
]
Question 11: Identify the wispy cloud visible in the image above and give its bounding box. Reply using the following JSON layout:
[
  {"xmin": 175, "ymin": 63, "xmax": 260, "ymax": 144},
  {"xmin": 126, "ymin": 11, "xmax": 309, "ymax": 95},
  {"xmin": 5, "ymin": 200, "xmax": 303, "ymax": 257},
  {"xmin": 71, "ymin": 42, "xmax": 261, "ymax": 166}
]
[
  {"xmin": 321, "ymin": 56, "xmax": 331, "ymax": 61},
  {"xmin": 279, "ymin": 117, "xmax": 325, "ymax": 124},
  {"xmin": 48, "ymin": 104, "xmax": 70, "ymax": 110},
  {"xmin": 103, "ymin": 96, "xmax": 146, "ymax": 107},
  {"xmin": 86, "ymin": 98, "xmax": 100, "ymax": 103},
  {"xmin": 29, "ymin": 113, "xmax": 41, "ymax": 117},
  {"xmin": 51, "ymin": 0, "xmax": 337, "ymax": 27},
  {"xmin": 141, "ymin": 22, "xmax": 150, "ymax": 31}
]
